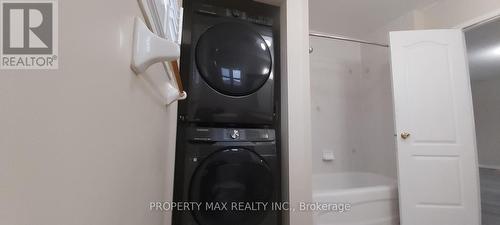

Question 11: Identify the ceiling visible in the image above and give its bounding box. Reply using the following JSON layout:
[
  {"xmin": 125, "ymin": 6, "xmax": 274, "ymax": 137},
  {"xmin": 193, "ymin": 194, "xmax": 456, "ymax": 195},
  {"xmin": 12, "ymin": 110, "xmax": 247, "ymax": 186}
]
[
  {"xmin": 465, "ymin": 18, "xmax": 500, "ymax": 81},
  {"xmin": 309, "ymin": 0, "xmax": 437, "ymax": 38}
]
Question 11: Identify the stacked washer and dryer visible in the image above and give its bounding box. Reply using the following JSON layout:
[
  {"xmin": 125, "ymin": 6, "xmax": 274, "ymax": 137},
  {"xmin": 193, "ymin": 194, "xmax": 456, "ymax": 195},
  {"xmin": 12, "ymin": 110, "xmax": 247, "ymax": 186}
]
[{"xmin": 173, "ymin": 1, "xmax": 281, "ymax": 225}]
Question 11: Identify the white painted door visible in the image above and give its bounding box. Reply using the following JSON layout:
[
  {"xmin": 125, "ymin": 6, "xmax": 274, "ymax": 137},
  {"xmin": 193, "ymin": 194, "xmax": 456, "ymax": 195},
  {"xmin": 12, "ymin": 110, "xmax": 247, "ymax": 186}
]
[{"xmin": 390, "ymin": 29, "xmax": 481, "ymax": 225}]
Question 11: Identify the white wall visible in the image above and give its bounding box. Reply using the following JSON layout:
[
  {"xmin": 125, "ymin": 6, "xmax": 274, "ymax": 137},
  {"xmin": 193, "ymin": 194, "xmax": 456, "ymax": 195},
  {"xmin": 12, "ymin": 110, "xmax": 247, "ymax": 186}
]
[
  {"xmin": 309, "ymin": 36, "xmax": 397, "ymax": 178},
  {"xmin": 471, "ymin": 78, "xmax": 500, "ymax": 168},
  {"xmin": 281, "ymin": 0, "xmax": 313, "ymax": 225},
  {"xmin": 309, "ymin": 37, "xmax": 363, "ymax": 174},
  {"xmin": 308, "ymin": 4, "xmax": 419, "ymax": 179},
  {"xmin": 360, "ymin": 0, "xmax": 500, "ymax": 45},
  {"xmin": 358, "ymin": 45, "xmax": 397, "ymax": 178},
  {"xmin": 364, "ymin": 11, "xmax": 419, "ymax": 44},
  {"xmin": 0, "ymin": 1, "xmax": 177, "ymax": 225},
  {"xmin": 364, "ymin": 0, "xmax": 500, "ymax": 43},
  {"xmin": 416, "ymin": 0, "xmax": 500, "ymax": 29},
  {"xmin": 354, "ymin": 13, "xmax": 417, "ymax": 178}
]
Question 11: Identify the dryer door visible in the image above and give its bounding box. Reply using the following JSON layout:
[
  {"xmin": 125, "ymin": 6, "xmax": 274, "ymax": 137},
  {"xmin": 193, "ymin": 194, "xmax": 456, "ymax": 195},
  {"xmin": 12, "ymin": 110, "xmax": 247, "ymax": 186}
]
[
  {"xmin": 195, "ymin": 22, "xmax": 272, "ymax": 96},
  {"xmin": 189, "ymin": 148, "xmax": 274, "ymax": 225}
]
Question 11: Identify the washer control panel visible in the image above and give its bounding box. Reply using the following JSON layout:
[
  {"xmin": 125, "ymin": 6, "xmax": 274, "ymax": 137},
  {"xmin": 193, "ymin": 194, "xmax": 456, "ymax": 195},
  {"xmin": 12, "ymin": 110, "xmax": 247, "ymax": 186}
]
[
  {"xmin": 187, "ymin": 127, "xmax": 275, "ymax": 142},
  {"xmin": 195, "ymin": 4, "xmax": 274, "ymax": 26}
]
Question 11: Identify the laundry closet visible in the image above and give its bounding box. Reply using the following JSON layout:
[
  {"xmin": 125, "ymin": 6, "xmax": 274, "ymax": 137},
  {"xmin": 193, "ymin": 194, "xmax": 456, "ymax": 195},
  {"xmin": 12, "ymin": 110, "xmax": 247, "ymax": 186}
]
[{"xmin": 172, "ymin": 1, "xmax": 282, "ymax": 225}]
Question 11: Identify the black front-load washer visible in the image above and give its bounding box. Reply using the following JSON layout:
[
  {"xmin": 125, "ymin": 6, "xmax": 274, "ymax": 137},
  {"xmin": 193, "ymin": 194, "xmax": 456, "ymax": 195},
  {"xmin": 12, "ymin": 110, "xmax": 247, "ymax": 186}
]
[
  {"xmin": 172, "ymin": 127, "xmax": 280, "ymax": 225},
  {"xmin": 179, "ymin": 2, "xmax": 279, "ymax": 125}
]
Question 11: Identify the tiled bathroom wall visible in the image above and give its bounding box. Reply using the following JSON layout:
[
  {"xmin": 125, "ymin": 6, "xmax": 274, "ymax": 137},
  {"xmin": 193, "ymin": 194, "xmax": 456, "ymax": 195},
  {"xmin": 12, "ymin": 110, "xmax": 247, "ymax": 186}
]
[
  {"xmin": 358, "ymin": 45, "xmax": 397, "ymax": 178},
  {"xmin": 309, "ymin": 36, "xmax": 363, "ymax": 174},
  {"xmin": 309, "ymin": 36, "xmax": 397, "ymax": 177}
]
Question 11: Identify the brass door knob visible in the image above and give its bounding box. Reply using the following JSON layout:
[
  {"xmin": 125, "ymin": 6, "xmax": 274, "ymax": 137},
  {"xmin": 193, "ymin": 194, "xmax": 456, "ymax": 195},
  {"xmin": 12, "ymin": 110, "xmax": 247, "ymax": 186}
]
[{"xmin": 401, "ymin": 132, "xmax": 411, "ymax": 139}]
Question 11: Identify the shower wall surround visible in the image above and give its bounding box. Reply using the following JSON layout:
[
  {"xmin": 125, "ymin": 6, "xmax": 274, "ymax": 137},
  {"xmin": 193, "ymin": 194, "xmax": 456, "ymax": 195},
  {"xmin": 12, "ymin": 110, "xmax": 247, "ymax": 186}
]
[
  {"xmin": 309, "ymin": 36, "xmax": 396, "ymax": 177},
  {"xmin": 310, "ymin": 36, "xmax": 362, "ymax": 174},
  {"xmin": 359, "ymin": 45, "xmax": 396, "ymax": 177}
]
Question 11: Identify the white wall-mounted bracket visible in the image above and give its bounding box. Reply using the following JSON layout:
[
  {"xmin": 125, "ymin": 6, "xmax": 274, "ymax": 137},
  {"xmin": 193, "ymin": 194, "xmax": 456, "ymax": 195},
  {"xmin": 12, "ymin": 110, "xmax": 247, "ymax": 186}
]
[
  {"xmin": 131, "ymin": 17, "xmax": 180, "ymax": 73},
  {"xmin": 163, "ymin": 81, "xmax": 187, "ymax": 105},
  {"xmin": 131, "ymin": 17, "xmax": 186, "ymax": 105}
]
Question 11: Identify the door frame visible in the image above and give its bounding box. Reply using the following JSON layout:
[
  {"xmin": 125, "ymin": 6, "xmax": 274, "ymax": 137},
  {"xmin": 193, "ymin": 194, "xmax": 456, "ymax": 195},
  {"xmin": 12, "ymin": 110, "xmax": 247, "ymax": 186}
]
[
  {"xmin": 458, "ymin": 9, "xmax": 500, "ymax": 169},
  {"xmin": 279, "ymin": 1, "xmax": 313, "ymax": 225},
  {"xmin": 455, "ymin": 8, "xmax": 500, "ymax": 30},
  {"xmin": 256, "ymin": 1, "xmax": 314, "ymax": 225}
]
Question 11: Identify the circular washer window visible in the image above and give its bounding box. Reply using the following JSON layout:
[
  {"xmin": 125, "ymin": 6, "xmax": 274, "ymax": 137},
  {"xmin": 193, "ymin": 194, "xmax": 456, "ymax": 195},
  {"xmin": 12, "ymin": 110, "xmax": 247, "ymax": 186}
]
[
  {"xmin": 189, "ymin": 148, "xmax": 274, "ymax": 225},
  {"xmin": 195, "ymin": 22, "xmax": 272, "ymax": 96}
]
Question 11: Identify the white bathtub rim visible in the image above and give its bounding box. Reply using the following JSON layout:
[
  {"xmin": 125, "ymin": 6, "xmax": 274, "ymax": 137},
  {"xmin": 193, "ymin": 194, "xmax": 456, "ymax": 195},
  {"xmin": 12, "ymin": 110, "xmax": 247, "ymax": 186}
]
[
  {"xmin": 315, "ymin": 216, "xmax": 399, "ymax": 225},
  {"xmin": 312, "ymin": 172, "xmax": 399, "ymax": 225},
  {"xmin": 313, "ymin": 185, "xmax": 397, "ymax": 205},
  {"xmin": 314, "ymin": 184, "xmax": 396, "ymax": 197}
]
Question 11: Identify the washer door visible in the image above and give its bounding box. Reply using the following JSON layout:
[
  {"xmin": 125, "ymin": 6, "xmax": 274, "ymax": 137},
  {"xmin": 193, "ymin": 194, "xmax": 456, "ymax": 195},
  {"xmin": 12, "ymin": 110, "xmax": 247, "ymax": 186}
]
[
  {"xmin": 189, "ymin": 148, "xmax": 274, "ymax": 225},
  {"xmin": 195, "ymin": 22, "xmax": 272, "ymax": 96}
]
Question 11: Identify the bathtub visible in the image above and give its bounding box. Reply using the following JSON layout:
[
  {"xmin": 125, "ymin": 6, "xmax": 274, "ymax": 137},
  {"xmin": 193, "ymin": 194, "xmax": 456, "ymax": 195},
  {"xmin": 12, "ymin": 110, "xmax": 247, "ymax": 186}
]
[{"xmin": 312, "ymin": 172, "xmax": 399, "ymax": 225}]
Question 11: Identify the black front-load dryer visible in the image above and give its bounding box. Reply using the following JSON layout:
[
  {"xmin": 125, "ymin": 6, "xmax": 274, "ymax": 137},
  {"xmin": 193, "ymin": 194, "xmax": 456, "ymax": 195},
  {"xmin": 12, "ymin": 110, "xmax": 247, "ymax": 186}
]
[
  {"xmin": 179, "ymin": 2, "xmax": 279, "ymax": 125},
  {"xmin": 172, "ymin": 127, "xmax": 280, "ymax": 225}
]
